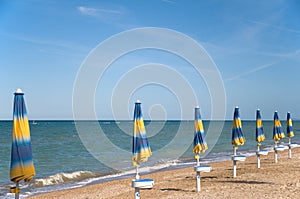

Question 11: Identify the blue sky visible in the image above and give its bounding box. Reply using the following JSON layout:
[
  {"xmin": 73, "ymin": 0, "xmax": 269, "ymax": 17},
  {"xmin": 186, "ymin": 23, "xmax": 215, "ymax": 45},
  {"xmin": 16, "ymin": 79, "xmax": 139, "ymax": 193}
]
[{"xmin": 0, "ymin": 0, "xmax": 300, "ymax": 120}]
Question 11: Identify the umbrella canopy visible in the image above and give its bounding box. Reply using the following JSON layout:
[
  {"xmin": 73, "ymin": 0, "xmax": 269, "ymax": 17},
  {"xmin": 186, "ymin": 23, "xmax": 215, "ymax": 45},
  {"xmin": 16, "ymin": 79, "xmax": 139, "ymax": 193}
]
[
  {"xmin": 273, "ymin": 111, "xmax": 285, "ymax": 141},
  {"xmin": 193, "ymin": 107, "xmax": 208, "ymax": 154},
  {"xmin": 287, "ymin": 112, "xmax": 294, "ymax": 138},
  {"xmin": 10, "ymin": 89, "xmax": 35, "ymax": 183},
  {"xmin": 256, "ymin": 109, "xmax": 265, "ymax": 143},
  {"xmin": 132, "ymin": 101, "xmax": 152, "ymax": 167},
  {"xmin": 232, "ymin": 107, "xmax": 245, "ymax": 146}
]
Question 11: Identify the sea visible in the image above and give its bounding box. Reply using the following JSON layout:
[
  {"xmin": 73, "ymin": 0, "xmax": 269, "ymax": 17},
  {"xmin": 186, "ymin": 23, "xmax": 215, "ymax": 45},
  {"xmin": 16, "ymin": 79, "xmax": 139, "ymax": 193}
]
[{"xmin": 0, "ymin": 120, "xmax": 299, "ymax": 198}]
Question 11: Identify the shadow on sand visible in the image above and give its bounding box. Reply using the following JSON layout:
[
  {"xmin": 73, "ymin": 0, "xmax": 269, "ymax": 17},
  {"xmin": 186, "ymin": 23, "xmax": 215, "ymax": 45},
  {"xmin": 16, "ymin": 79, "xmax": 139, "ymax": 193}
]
[
  {"xmin": 217, "ymin": 180, "xmax": 274, "ymax": 185},
  {"xmin": 160, "ymin": 188, "xmax": 194, "ymax": 192}
]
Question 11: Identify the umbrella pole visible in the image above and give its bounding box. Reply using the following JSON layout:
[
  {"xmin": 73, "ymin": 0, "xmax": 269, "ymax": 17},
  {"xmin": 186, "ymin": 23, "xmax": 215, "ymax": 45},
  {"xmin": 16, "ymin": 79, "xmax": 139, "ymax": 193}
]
[
  {"xmin": 274, "ymin": 142, "xmax": 278, "ymax": 163},
  {"xmin": 134, "ymin": 166, "xmax": 140, "ymax": 199},
  {"xmin": 196, "ymin": 171, "xmax": 201, "ymax": 192},
  {"xmin": 288, "ymin": 138, "xmax": 292, "ymax": 159},
  {"xmin": 194, "ymin": 154, "xmax": 201, "ymax": 192},
  {"xmin": 234, "ymin": 145, "xmax": 237, "ymax": 156},
  {"xmin": 135, "ymin": 166, "xmax": 140, "ymax": 180},
  {"xmin": 257, "ymin": 144, "xmax": 260, "ymax": 169},
  {"xmin": 233, "ymin": 146, "xmax": 237, "ymax": 178},
  {"xmin": 134, "ymin": 187, "xmax": 140, "ymax": 199},
  {"xmin": 15, "ymin": 182, "xmax": 19, "ymax": 199},
  {"xmin": 196, "ymin": 154, "xmax": 200, "ymax": 167}
]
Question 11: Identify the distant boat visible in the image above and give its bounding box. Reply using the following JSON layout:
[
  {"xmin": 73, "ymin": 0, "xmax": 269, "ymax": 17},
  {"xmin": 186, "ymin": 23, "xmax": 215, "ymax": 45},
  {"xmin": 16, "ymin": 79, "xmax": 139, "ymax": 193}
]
[{"xmin": 32, "ymin": 121, "xmax": 37, "ymax": 125}]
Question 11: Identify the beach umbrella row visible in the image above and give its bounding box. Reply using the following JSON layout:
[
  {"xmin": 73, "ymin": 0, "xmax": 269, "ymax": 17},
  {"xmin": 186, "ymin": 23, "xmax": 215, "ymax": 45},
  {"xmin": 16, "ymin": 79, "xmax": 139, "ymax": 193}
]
[
  {"xmin": 256, "ymin": 110, "xmax": 294, "ymax": 148},
  {"xmin": 7, "ymin": 93, "xmax": 154, "ymax": 199},
  {"xmin": 133, "ymin": 104, "xmax": 297, "ymax": 187},
  {"xmin": 4, "ymin": 90, "xmax": 297, "ymax": 197},
  {"xmin": 231, "ymin": 108, "xmax": 297, "ymax": 175},
  {"xmin": 272, "ymin": 111, "xmax": 298, "ymax": 163},
  {"xmin": 233, "ymin": 108, "xmax": 296, "ymax": 168}
]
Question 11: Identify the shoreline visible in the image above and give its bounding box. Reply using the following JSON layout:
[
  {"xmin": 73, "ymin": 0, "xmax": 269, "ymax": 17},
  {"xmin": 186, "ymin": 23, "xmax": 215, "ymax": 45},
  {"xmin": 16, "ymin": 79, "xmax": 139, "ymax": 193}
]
[{"xmin": 27, "ymin": 147, "xmax": 300, "ymax": 199}]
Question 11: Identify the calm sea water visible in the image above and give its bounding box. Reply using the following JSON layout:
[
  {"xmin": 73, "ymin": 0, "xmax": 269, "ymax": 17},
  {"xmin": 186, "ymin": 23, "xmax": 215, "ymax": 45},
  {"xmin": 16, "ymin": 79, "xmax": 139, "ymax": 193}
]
[{"xmin": 0, "ymin": 120, "xmax": 299, "ymax": 198}]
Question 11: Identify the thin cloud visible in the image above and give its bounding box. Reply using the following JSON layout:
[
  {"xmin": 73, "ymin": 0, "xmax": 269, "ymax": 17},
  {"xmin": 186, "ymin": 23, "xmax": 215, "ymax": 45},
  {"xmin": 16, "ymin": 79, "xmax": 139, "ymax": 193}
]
[
  {"xmin": 226, "ymin": 61, "xmax": 280, "ymax": 82},
  {"xmin": 77, "ymin": 5, "xmax": 132, "ymax": 29},
  {"xmin": 78, "ymin": 6, "xmax": 98, "ymax": 16},
  {"xmin": 16, "ymin": 35, "xmax": 70, "ymax": 48},
  {"xmin": 77, "ymin": 6, "xmax": 123, "ymax": 17},
  {"xmin": 162, "ymin": 0, "xmax": 176, "ymax": 4},
  {"xmin": 259, "ymin": 50, "xmax": 300, "ymax": 58},
  {"xmin": 15, "ymin": 35, "xmax": 87, "ymax": 51},
  {"xmin": 247, "ymin": 20, "xmax": 300, "ymax": 34},
  {"xmin": 1, "ymin": 32, "xmax": 90, "ymax": 56}
]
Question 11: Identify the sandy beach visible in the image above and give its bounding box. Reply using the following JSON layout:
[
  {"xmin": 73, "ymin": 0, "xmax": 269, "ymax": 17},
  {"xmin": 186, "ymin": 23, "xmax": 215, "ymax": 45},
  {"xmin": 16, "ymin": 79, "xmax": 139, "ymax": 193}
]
[{"xmin": 28, "ymin": 147, "xmax": 300, "ymax": 199}]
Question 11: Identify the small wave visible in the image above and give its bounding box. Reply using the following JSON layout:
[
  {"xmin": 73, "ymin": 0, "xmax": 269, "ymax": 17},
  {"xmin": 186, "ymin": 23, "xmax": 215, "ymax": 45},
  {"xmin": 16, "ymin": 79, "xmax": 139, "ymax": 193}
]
[{"xmin": 33, "ymin": 171, "xmax": 100, "ymax": 187}]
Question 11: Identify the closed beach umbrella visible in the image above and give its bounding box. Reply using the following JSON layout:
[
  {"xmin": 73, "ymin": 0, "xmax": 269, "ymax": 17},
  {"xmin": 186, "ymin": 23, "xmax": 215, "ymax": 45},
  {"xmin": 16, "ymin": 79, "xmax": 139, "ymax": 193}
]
[
  {"xmin": 132, "ymin": 100, "xmax": 152, "ymax": 179},
  {"xmin": 256, "ymin": 109, "xmax": 265, "ymax": 143},
  {"xmin": 232, "ymin": 107, "xmax": 245, "ymax": 146},
  {"xmin": 231, "ymin": 107, "xmax": 246, "ymax": 178},
  {"xmin": 131, "ymin": 100, "xmax": 154, "ymax": 199},
  {"xmin": 193, "ymin": 107, "xmax": 208, "ymax": 162},
  {"xmin": 193, "ymin": 106, "xmax": 209, "ymax": 192},
  {"xmin": 10, "ymin": 89, "xmax": 35, "ymax": 198},
  {"xmin": 287, "ymin": 112, "xmax": 294, "ymax": 158},
  {"xmin": 273, "ymin": 111, "xmax": 285, "ymax": 163},
  {"xmin": 255, "ymin": 109, "xmax": 268, "ymax": 168},
  {"xmin": 287, "ymin": 112, "xmax": 294, "ymax": 138},
  {"xmin": 273, "ymin": 111, "xmax": 285, "ymax": 141}
]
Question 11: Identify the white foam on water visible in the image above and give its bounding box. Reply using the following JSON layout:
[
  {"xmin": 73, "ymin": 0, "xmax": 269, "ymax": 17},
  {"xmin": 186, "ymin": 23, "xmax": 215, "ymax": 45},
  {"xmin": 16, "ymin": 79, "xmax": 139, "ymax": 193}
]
[{"xmin": 33, "ymin": 170, "xmax": 100, "ymax": 187}]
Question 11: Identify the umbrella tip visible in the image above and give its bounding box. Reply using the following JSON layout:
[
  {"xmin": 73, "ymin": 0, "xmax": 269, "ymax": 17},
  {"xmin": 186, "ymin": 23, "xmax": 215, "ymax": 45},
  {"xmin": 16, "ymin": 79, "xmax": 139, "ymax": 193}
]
[{"xmin": 15, "ymin": 88, "xmax": 23, "ymax": 93}]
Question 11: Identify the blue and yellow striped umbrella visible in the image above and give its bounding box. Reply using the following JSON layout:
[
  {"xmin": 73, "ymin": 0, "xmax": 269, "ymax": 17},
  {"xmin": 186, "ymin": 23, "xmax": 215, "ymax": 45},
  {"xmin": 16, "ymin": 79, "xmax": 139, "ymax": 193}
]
[
  {"xmin": 132, "ymin": 101, "xmax": 152, "ymax": 167},
  {"xmin": 10, "ymin": 89, "xmax": 35, "ymax": 183},
  {"xmin": 193, "ymin": 107, "xmax": 208, "ymax": 154},
  {"xmin": 273, "ymin": 111, "xmax": 285, "ymax": 141},
  {"xmin": 287, "ymin": 112, "xmax": 294, "ymax": 138},
  {"xmin": 232, "ymin": 107, "xmax": 245, "ymax": 146},
  {"xmin": 256, "ymin": 109, "xmax": 265, "ymax": 143}
]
